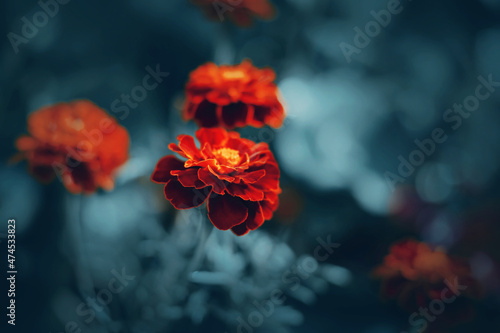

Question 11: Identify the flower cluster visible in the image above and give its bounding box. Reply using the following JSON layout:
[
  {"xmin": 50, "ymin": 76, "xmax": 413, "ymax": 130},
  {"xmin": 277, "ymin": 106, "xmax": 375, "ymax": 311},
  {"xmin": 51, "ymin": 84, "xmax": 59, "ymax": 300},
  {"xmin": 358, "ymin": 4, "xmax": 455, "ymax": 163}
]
[
  {"xmin": 191, "ymin": 0, "xmax": 276, "ymax": 27},
  {"xmin": 373, "ymin": 240, "xmax": 481, "ymax": 325},
  {"xmin": 13, "ymin": 0, "xmax": 284, "ymax": 236},
  {"xmin": 151, "ymin": 59, "xmax": 285, "ymax": 236},
  {"xmin": 15, "ymin": 100, "xmax": 130, "ymax": 194},
  {"xmin": 14, "ymin": 66, "xmax": 283, "ymax": 237},
  {"xmin": 183, "ymin": 60, "xmax": 285, "ymax": 130},
  {"xmin": 152, "ymin": 128, "xmax": 280, "ymax": 236}
]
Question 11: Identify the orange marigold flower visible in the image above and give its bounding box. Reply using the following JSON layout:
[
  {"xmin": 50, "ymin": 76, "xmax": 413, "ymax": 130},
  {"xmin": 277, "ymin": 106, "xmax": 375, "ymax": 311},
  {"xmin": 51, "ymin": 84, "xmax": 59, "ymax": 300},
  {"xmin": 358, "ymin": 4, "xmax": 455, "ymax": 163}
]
[
  {"xmin": 191, "ymin": 0, "xmax": 276, "ymax": 27},
  {"xmin": 183, "ymin": 60, "xmax": 285, "ymax": 129},
  {"xmin": 15, "ymin": 100, "xmax": 130, "ymax": 194},
  {"xmin": 151, "ymin": 127, "xmax": 281, "ymax": 236},
  {"xmin": 373, "ymin": 240, "xmax": 481, "ymax": 326}
]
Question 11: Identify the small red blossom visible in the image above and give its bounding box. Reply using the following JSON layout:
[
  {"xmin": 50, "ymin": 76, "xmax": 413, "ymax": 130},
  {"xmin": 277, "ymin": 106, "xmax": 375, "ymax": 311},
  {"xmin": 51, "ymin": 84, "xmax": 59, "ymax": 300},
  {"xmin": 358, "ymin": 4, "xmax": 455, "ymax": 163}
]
[
  {"xmin": 15, "ymin": 100, "xmax": 130, "ymax": 194},
  {"xmin": 183, "ymin": 60, "xmax": 285, "ymax": 129},
  {"xmin": 151, "ymin": 127, "xmax": 281, "ymax": 236},
  {"xmin": 191, "ymin": 0, "xmax": 276, "ymax": 27},
  {"xmin": 373, "ymin": 240, "xmax": 481, "ymax": 328}
]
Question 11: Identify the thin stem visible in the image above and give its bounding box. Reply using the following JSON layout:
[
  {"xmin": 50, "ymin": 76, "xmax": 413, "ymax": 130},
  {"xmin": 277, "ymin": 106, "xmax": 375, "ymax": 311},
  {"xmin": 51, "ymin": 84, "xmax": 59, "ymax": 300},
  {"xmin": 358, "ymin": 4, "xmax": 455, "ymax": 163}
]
[
  {"xmin": 214, "ymin": 23, "xmax": 235, "ymax": 64},
  {"xmin": 70, "ymin": 194, "xmax": 95, "ymax": 299},
  {"xmin": 69, "ymin": 194, "xmax": 112, "ymax": 328},
  {"xmin": 185, "ymin": 212, "xmax": 215, "ymax": 274}
]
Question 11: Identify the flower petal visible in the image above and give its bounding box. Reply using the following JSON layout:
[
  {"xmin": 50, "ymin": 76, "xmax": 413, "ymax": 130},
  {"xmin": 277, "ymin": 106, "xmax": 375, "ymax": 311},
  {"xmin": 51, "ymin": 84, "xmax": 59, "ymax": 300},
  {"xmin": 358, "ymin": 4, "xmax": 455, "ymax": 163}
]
[
  {"xmin": 194, "ymin": 100, "xmax": 219, "ymax": 127},
  {"xmin": 231, "ymin": 222, "xmax": 250, "ymax": 236},
  {"xmin": 199, "ymin": 142, "xmax": 215, "ymax": 160},
  {"xmin": 208, "ymin": 194, "xmax": 248, "ymax": 230},
  {"xmin": 226, "ymin": 183, "xmax": 264, "ymax": 201},
  {"xmin": 237, "ymin": 169, "xmax": 266, "ymax": 184},
  {"xmin": 221, "ymin": 103, "xmax": 249, "ymax": 129},
  {"xmin": 30, "ymin": 164, "xmax": 56, "ymax": 182},
  {"xmin": 245, "ymin": 202, "xmax": 265, "ymax": 230},
  {"xmin": 268, "ymin": 103, "xmax": 286, "ymax": 128},
  {"xmin": 164, "ymin": 179, "xmax": 210, "ymax": 209},
  {"xmin": 196, "ymin": 127, "xmax": 228, "ymax": 146},
  {"xmin": 253, "ymin": 163, "xmax": 280, "ymax": 190},
  {"xmin": 225, "ymin": 137, "xmax": 253, "ymax": 154},
  {"xmin": 245, "ymin": 1, "xmax": 275, "ymax": 19},
  {"xmin": 198, "ymin": 167, "xmax": 226, "ymax": 194},
  {"xmin": 183, "ymin": 102, "xmax": 199, "ymax": 119},
  {"xmin": 207, "ymin": 165, "xmax": 236, "ymax": 182},
  {"xmin": 151, "ymin": 155, "xmax": 185, "ymax": 183},
  {"xmin": 15, "ymin": 136, "xmax": 39, "ymax": 151},
  {"xmin": 260, "ymin": 199, "xmax": 278, "ymax": 220},
  {"xmin": 252, "ymin": 104, "xmax": 284, "ymax": 128},
  {"xmin": 171, "ymin": 168, "xmax": 206, "ymax": 188},
  {"xmin": 177, "ymin": 135, "xmax": 201, "ymax": 160},
  {"xmin": 168, "ymin": 143, "xmax": 188, "ymax": 159},
  {"xmin": 230, "ymin": 10, "xmax": 253, "ymax": 27}
]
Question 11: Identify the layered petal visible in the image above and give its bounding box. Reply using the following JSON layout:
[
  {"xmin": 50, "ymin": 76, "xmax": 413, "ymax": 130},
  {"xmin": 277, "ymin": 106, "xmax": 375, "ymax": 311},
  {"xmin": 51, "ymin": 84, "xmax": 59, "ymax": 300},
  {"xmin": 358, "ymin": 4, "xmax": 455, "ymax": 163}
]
[
  {"xmin": 226, "ymin": 182, "xmax": 265, "ymax": 202},
  {"xmin": 151, "ymin": 127, "xmax": 281, "ymax": 236},
  {"xmin": 182, "ymin": 60, "xmax": 286, "ymax": 129},
  {"xmin": 244, "ymin": 202, "xmax": 265, "ymax": 230},
  {"xmin": 164, "ymin": 179, "xmax": 210, "ymax": 209},
  {"xmin": 171, "ymin": 168, "xmax": 206, "ymax": 188},
  {"xmin": 177, "ymin": 135, "xmax": 202, "ymax": 160},
  {"xmin": 221, "ymin": 103, "xmax": 250, "ymax": 129},
  {"xmin": 14, "ymin": 100, "xmax": 130, "ymax": 194},
  {"xmin": 208, "ymin": 194, "xmax": 248, "ymax": 230},
  {"xmin": 196, "ymin": 127, "xmax": 228, "ymax": 146},
  {"xmin": 151, "ymin": 155, "xmax": 185, "ymax": 183},
  {"xmin": 373, "ymin": 239, "xmax": 482, "ymax": 317},
  {"xmin": 198, "ymin": 167, "xmax": 226, "ymax": 194},
  {"xmin": 231, "ymin": 222, "xmax": 250, "ymax": 236}
]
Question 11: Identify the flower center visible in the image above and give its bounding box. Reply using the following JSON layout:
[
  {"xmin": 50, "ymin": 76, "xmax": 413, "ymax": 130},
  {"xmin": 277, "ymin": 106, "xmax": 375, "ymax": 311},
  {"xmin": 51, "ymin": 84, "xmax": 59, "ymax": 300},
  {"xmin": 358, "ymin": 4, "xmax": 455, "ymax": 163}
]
[
  {"xmin": 213, "ymin": 147, "xmax": 241, "ymax": 166},
  {"xmin": 222, "ymin": 69, "xmax": 246, "ymax": 80}
]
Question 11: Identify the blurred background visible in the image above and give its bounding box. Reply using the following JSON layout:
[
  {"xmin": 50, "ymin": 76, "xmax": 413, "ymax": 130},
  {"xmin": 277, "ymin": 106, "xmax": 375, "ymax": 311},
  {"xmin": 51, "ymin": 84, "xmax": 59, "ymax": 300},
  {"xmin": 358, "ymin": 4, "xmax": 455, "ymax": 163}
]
[{"xmin": 1, "ymin": 0, "xmax": 500, "ymax": 332}]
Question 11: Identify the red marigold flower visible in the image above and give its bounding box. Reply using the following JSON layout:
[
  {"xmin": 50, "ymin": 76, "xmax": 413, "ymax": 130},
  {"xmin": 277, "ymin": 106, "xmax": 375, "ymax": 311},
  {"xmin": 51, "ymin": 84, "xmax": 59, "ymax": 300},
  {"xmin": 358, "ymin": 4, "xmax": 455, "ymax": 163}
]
[
  {"xmin": 14, "ymin": 100, "xmax": 130, "ymax": 194},
  {"xmin": 373, "ymin": 240, "xmax": 481, "ymax": 327},
  {"xmin": 191, "ymin": 0, "xmax": 276, "ymax": 27},
  {"xmin": 151, "ymin": 127, "xmax": 281, "ymax": 236},
  {"xmin": 183, "ymin": 60, "xmax": 285, "ymax": 129}
]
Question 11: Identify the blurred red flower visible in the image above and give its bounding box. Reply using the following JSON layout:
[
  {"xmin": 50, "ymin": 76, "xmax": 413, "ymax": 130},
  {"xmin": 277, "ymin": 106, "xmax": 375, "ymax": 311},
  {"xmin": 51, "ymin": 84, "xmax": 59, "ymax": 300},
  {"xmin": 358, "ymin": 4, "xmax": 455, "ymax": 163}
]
[
  {"xmin": 151, "ymin": 128, "xmax": 281, "ymax": 236},
  {"xmin": 15, "ymin": 100, "xmax": 130, "ymax": 194},
  {"xmin": 183, "ymin": 60, "xmax": 285, "ymax": 129},
  {"xmin": 191, "ymin": 0, "xmax": 275, "ymax": 27},
  {"xmin": 373, "ymin": 240, "xmax": 481, "ymax": 329}
]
